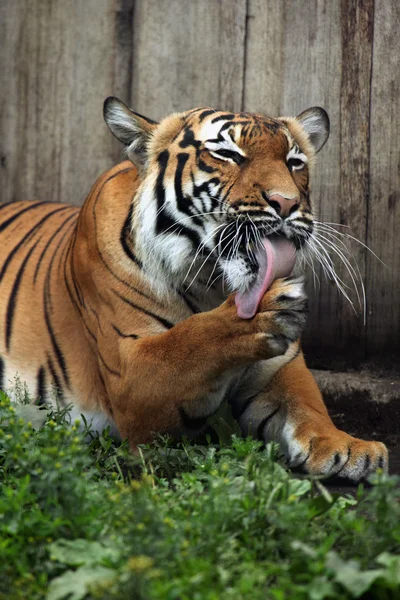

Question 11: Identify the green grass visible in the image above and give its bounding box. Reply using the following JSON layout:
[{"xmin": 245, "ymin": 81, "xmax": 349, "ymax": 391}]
[{"xmin": 0, "ymin": 389, "xmax": 400, "ymax": 600}]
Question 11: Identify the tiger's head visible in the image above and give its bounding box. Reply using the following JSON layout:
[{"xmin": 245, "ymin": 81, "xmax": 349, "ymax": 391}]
[{"xmin": 104, "ymin": 98, "xmax": 329, "ymax": 308}]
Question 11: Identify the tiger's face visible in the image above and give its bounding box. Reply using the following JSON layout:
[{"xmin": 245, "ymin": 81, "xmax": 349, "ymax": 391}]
[{"xmin": 104, "ymin": 99, "xmax": 329, "ymax": 300}]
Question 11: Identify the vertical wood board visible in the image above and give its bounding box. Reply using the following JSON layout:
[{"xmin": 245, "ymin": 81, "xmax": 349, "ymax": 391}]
[
  {"xmin": 0, "ymin": 0, "xmax": 129, "ymax": 206},
  {"xmin": 243, "ymin": 0, "xmax": 284, "ymax": 116},
  {"xmin": 130, "ymin": 0, "xmax": 247, "ymax": 120},
  {"xmin": 366, "ymin": 0, "xmax": 400, "ymax": 352}
]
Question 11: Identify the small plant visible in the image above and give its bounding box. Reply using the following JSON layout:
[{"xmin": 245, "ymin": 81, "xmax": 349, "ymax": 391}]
[{"xmin": 0, "ymin": 389, "xmax": 399, "ymax": 600}]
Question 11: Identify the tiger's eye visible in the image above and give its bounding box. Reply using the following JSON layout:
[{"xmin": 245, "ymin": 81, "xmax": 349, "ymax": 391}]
[{"xmin": 288, "ymin": 158, "xmax": 304, "ymax": 171}]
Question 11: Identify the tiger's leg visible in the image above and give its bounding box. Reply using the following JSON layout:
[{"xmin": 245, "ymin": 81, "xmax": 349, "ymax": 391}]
[
  {"xmin": 102, "ymin": 278, "xmax": 308, "ymax": 447},
  {"xmin": 233, "ymin": 348, "xmax": 388, "ymax": 481}
]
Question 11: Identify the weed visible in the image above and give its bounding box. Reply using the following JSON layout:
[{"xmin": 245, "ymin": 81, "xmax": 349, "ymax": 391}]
[{"xmin": 0, "ymin": 390, "xmax": 399, "ymax": 600}]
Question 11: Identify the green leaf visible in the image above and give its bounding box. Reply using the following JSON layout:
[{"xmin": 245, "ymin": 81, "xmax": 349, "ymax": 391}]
[
  {"xmin": 327, "ymin": 552, "xmax": 384, "ymax": 597},
  {"xmin": 376, "ymin": 552, "xmax": 400, "ymax": 585},
  {"xmin": 46, "ymin": 566, "xmax": 115, "ymax": 600},
  {"xmin": 308, "ymin": 576, "xmax": 336, "ymax": 600},
  {"xmin": 287, "ymin": 478, "xmax": 312, "ymax": 498},
  {"xmin": 49, "ymin": 539, "xmax": 119, "ymax": 567},
  {"xmin": 308, "ymin": 495, "xmax": 334, "ymax": 517}
]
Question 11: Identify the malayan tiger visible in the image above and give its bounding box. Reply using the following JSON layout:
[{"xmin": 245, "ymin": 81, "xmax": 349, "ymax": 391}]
[{"xmin": 0, "ymin": 97, "xmax": 387, "ymax": 481}]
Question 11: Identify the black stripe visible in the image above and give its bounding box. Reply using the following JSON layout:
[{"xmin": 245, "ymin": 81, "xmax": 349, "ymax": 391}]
[
  {"xmin": 257, "ymin": 407, "xmax": 280, "ymax": 441},
  {"xmin": 179, "ymin": 127, "xmax": 201, "ymax": 151},
  {"xmin": 155, "ymin": 150, "xmax": 169, "ymax": 220},
  {"xmin": 88, "ymin": 306, "xmax": 103, "ymax": 335},
  {"xmin": 0, "ymin": 357, "xmax": 4, "ymax": 390},
  {"xmin": 292, "ymin": 217, "xmax": 313, "ymax": 225},
  {"xmin": 6, "ymin": 238, "xmax": 42, "ymax": 351},
  {"xmin": 0, "ymin": 201, "xmax": 25, "ymax": 216},
  {"xmin": 212, "ymin": 148, "xmax": 245, "ymax": 166},
  {"xmin": 57, "ymin": 219, "xmax": 77, "ymax": 278},
  {"xmin": 219, "ymin": 120, "xmax": 249, "ymax": 134},
  {"xmin": 70, "ymin": 252, "xmax": 85, "ymax": 307},
  {"xmin": 198, "ymin": 109, "xmax": 216, "ymax": 122},
  {"xmin": 175, "ymin": 153, "xmax": 204, "ymax": 228},
  {"xmin": 197, "ymin": 158, "xmax": 216, "ymax": 173},
  {"xmin": 63, "ymin": 236, "xmax": 97, "ymax": 344},
  {"xmin": 177, "ymin": 290, "xmax": 199, "ymax": 314},
  {"xmin": 175, "ymin": 153, "xmax": 190, "ymax": 210},
  {"xmin": 112, "ymin": 289, "xmax": 174, "ymax": 330},
  {"xmin": 70, "ymin": 228, "xmax": 87, "ymax": 307},
  {"xmin": 0, "ymin": 201, "xmax": 49, "ymax": 234},
  {"xmin": 0, "ymin": 206, "xmax": 71, "ymax": 282},
  {"xmin": 112, "ymin": 324, "xmax": 139, "ymax": 339},
  {"xmin": 211, "ymin": 113, "xmax": 235, "ymax": 124},
  {"xmin": 47, "ymin": 356, "xmax": 64, "ymax": 402},
  {"xmin": 98, "ymin": 350, "xmax": 121, "ymax": 377},
  {"xmin": 156, "ymin": 210, "xmax": 202, "ymax": 250},
  {"xmin": 36, "ymin": 366, "xmax": 46, "ymax": 406},
  {"xmin": 222, "ymin": 181, "xmax": 235, "ymax": 203},
  {"xmin": 33, "ymin": 211, "xmax": 78, "ymax": 283},
  {"xmin": 120, "ymin": 202, "xmax": 143, "ymax": 268},
  {"xmin": 192, "ymin": 177, "xmax": 220, "ymax": 198},
  {"xmin": 43, "ymin": 231, "xmax": 72, "ymax": 388}
]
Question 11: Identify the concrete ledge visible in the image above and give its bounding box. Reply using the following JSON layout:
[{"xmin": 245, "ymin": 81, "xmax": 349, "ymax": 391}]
[{"xmin": 312, "ymin": 369, "xmax": 400, "ymax": 447}]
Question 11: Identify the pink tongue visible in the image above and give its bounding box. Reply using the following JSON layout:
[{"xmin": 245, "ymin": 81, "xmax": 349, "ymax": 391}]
[{"xmin": 235, "ymin": 237, "xmax": 297, "ymax": 319}]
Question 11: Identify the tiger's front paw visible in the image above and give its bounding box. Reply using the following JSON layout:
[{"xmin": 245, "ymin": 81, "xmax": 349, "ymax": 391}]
[
  {"xmin": 285, "ymin": 426, "xmax": 388, "ymax": 481},
  {"xmin": 253, "ymin": 276, "xmax": 308, "ymax": 357}
]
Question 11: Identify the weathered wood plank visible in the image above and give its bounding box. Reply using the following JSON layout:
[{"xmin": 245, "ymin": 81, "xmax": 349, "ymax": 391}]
[
  {"xmin": 0, "ymin": 0, "xmax": 22, "ymax": 205},
  {"xmin": 244, "ymin": 0, "xmax": 377, "ymax": 362},
  {"xmin": 0, "ymin": 0, "xmax": 130, "ymax": 206},
  {"xmin": 280, "ymin": 0, "xmax": 347, "ymax": 357},
  {"xmin": 130, "ymin": 0, "xmax": 247, "ymax": 120},
  {"xmin": 366, "ymin": 0, "xmax": 400, "ymax": 353},
  {"xmin": 335, "ymin": 0, "xmax": 374, "ymax": 360},
  {"xmin": 243, "ymin": 0, "xmax": 284, "ymax": 115}
]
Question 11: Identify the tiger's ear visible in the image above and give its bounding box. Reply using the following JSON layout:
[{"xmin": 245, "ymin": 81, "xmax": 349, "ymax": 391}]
[
  {"xmin": 103, "ymin": 96, "xmax": 158, "ymax": 168},
  {"xmin": 296, "ymin": 107, "xmax": 330, "ymax": 153}
]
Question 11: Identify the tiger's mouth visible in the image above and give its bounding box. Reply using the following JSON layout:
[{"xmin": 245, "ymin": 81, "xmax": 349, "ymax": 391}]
[{"xmin": 235, "ymin": 235, "xmax": 297, "ymax": 318}]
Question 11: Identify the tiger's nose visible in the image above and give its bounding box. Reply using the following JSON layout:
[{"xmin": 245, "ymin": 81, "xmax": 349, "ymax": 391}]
[{"xmin": 267, "ymin": 194, "xmax": 299, "ymax": 218}]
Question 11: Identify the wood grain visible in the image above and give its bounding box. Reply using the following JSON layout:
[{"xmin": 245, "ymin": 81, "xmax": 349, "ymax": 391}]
[
  {"xmin": 130, "ymin": 0, "xmax": 247, "ymax": 120},
  {"xmin": 243, "ymin": 0, "xmax": 284, "ymax": 115},
  {"xmin": 0, "ymin": 0, "xmax": 128, "ymax": 206},
  {"xmin": 279, "ymin": 0, "xmax": 345, "ymax": 357},
  {"xmin": 334, "ymin": 0, "xmax": 374, "ymax": 360},
  {"xmin": 366, "ymin": 0, "xmax": 400, "ymax": 353}
]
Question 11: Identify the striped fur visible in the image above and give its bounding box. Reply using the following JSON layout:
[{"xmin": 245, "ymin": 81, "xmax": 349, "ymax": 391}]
[{"xmin": 0, "ymin": 100, "xmax": 387, "ymax": 481}]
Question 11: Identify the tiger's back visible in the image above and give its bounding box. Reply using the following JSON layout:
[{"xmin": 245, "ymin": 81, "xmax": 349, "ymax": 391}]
[
  {"xmin": 0, "ymin": 163, "xmax": 134, "ymax": 407},
  {"xmin": 0, "ymin": 197, "xmax": 81, "ymax": 399}
]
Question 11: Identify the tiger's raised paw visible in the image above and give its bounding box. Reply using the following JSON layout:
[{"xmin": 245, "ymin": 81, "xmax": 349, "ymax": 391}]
[
  {"xmin": 284, "ymin": 426, "xmax": 388, "ymax": 481},
  {"xmin": 255, "ymin": 277, "xmax": 308, "ymax": 355}
]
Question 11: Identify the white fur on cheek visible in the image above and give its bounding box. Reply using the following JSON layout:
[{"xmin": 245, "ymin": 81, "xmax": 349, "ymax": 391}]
[{"xmin": 220, "ymin": 256, "xmax": 254, "ymax": 294}]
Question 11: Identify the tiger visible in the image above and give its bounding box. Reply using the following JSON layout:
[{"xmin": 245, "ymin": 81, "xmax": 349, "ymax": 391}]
[{"xmin": 0, "ymin": 96, "xmax": 387, "ymax": 481}]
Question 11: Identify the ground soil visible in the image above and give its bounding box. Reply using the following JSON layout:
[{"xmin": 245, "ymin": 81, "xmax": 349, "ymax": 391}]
[{"xmin": 310, "ymin": 354, "xmax": 400, "ymax": 493}]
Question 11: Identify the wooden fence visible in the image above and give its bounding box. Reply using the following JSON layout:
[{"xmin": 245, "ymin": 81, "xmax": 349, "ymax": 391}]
[{"xmin": 1, "ymin": 0, "xmax": 399, "ymax": 362}]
